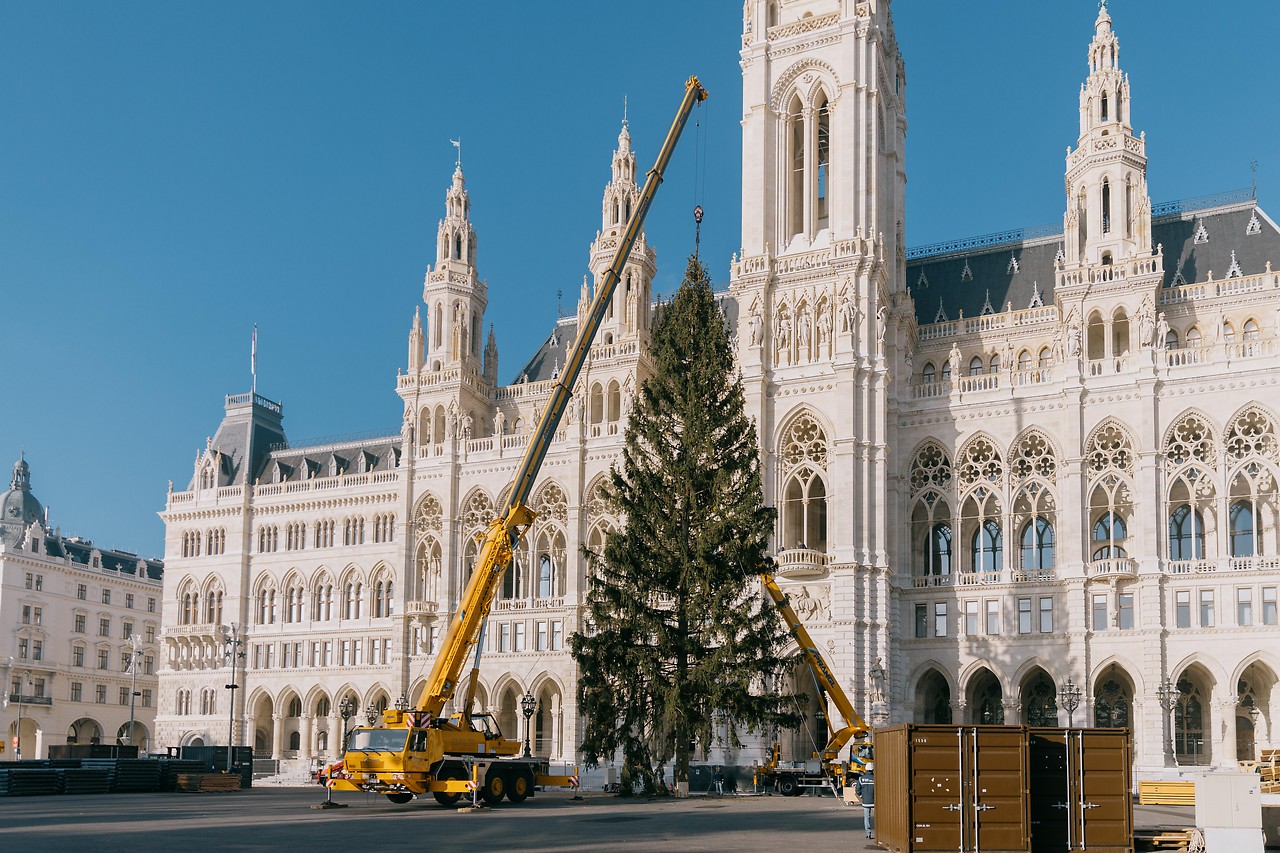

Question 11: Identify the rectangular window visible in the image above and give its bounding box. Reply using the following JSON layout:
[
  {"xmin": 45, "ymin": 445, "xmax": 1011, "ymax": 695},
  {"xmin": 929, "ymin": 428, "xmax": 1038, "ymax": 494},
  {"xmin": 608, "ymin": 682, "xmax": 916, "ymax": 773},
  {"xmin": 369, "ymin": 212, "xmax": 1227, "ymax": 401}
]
[
  {"xmin": 536, "ymin": 621, "xmax": 549, "ymax": 652},
  {"xmin": 99, "ymin": 618, "xmax": 110, "ymax": 637},
  {"xmin": 1176, "ymin": 590, "xmax": 1191, "ymax": 628},
  {"xmin": 353, "ymin": 640, "xmax": 362, "ymax": 666},
  {"xmin": 964, "ymin": 601, "xmax": 978, "ymax": 635},
  {"xmin": 142, "ymin": 689, "xmax": 153, "ymax": 708},
  {"xmin": 119, "ymin": 687, "xmax": 130, "ymax": 705},
  {"xmin": 73, "ymin": 646, "xmax": 85, "ymax": 667},
  {"xmin": 77, "ymin": 584, "xmax": 87, "ymax": 601},
  {"xmin": 25, "ymin": 572, "xmax": 33, "ymax": 589},
  {"xmin": 1118, "ymin": 593, "xmax": 1134, "ymax": 630},
  {"xmin": 21, "ymin": 605, "xmax": 31, "ymax": 624},
  {"xmin": 32, "ymin": 640, "xmax": 42, "ymax": 661},
  {"xmin": 145, "ymin": 625, "xmax": 156, "ymax": 643},
  {"xmin": 33, "ymin": 679, "xmax": 45, "ymax": 698},
  {"xmin": 18, "ymin": 638, "xmax": 29, "ymax": 659},
  {"xmin": 1092, "ymin": 593, "xmax": 1109, "ymax": 631},
  {"xmin": 35, "ymin": 575, "xmax": 41, "ymax": 591},
  {"xmin": 1239, "ymin": 588, "xmax": 1254, "ymax": 626},
  {"xmin": 1264, "ymin": 587, "xmax": 1278, "ymax": 626},
  {"xmin": 1200, "ymin": 589, "xmax": 1215, "ymax": 627},
  {"xmin": 147, "ymin": 598, "xmax": 156, "ymax": 613},
  {"xmin": 1039, "ymin": 597, "xmax": 1053, "ymax": 633},
  {"xmin": 514, "ymin": 622, "xmax": 526, "ymax": 652},
  {"xmin": 144, "ymin": 655, "xmax": 154, "ymax": 675},
  {"xmin": 74, "ymin": 614, "xmax": 86, "ymax": 633},
  {"xmin": 123, "ymin": 620, "xmax": 134, "ymax": 639},
  {"xmin": 339, "ymin": 640, "xmax": 350, "ymax": 666},
  {"xmin": 933, "ymin": 602, "xmax": 948, "ymax": 637},
  {"xmin": 311, "ymin": 642, "xmax": 322, "ymax": 668},
  {"xmin": 126, "ymin": 593, "xmax": 134, "ymax": 609},
  {"xmin": 33, "ymin": 607, "xmax": 42, "ymax": 625},
  {"xmin": 551, "ymin": 620, "xmax": 563, "ymax": 651},
  {"xmin": 985, "ymin": 599, "xmax": 999, "ymax": 634},
  {"xmin": 95, "ymin": 684, "xmax": 107, "ymax": 704},
  {"xmin": 499, "ymin": 624, "xmax": 511, "ymax": 653},
  {"xmin": 430, "ymin": 625, "xmax": 440, "ymax": 654},
  {"xmin": 121, "ymin": 653, "xmax": 131, "ymax": 671},
  {"xmin": 265, "ymin": 644, "xmax": 275, "ymax": 669},
  {"xmin": 102, "ymin": 589, "xmax": 111, "ymax": 605},
  {"xmin": 323, "ymin": 641, "xmax": 333, "ymax": 666},
  {"xmin": 71, "ymin": 682, "xmax": 83, "ymax": 702},
  {"xmin": 1018, "ymin": 598, "xmax": 1032, "ymax": 634},
  {"xmin": 914, "ymin": 604, "xmax": 928, "ymax": 638}
]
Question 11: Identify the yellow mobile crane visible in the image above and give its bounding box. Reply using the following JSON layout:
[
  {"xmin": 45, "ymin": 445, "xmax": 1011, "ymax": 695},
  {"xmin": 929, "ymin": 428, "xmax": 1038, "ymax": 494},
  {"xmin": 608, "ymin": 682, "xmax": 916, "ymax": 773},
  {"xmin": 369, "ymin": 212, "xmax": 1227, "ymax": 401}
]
[
  {"xmin": 755, "ymin": 572, "xmax": 871, "ymax": 796},
  {"xmin": 325, "ymin": 76, "xmax": 709, "ymax": 808}
]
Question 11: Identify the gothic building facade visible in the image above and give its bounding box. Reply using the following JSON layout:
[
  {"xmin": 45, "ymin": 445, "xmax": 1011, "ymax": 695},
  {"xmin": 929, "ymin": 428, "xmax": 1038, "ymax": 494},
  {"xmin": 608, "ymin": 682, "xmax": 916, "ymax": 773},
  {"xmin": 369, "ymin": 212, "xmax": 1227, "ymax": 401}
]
[{"xmin": 156, "ymin": 1, "xmax": 1279, "ymax": 778}]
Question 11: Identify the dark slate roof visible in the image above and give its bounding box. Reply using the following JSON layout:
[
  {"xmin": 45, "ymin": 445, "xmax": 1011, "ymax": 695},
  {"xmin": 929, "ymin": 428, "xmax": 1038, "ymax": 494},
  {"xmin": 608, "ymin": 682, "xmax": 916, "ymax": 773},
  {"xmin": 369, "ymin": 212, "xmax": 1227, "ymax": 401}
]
[
  {"xmin": 264, "ymin": 439, "xmax": 401, "ymax": 484},
  {"xmin": 905, "ymin": 200, "xmax": 1280, "ymax": 326},
  {"xmin": 195, "ymin": 394, "xmax": 287, "ymax": 488},
  {"xmin": 59, "ymin": 537, "xmax": 164, "ymax": 581}
]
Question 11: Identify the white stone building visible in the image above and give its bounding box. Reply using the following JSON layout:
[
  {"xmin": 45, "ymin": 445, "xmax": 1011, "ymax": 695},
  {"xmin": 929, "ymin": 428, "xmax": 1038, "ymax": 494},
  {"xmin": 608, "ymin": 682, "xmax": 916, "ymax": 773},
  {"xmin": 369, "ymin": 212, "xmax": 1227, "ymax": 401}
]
[
  {"xmin": 2, "ymin": 456, "xmax": 164, "ymax": 759},
  {"xmin": 156, "ymin": 1, "xmax": 1279, "ymax": 778}
]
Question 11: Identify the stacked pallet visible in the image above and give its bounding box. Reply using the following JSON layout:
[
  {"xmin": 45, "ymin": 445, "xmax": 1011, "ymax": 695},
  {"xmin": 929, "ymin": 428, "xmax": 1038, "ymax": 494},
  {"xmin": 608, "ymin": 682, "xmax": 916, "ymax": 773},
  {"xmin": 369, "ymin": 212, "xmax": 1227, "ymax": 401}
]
[
  {"xmin": 158, "ymin": 759, "xmax": 207, "ymax": 792},
  {"xmin": 175, "ymin": 772, "xmax": 243, "ymax": 792},
  {"xmin": 80, "ymin": 758, "xmax": 161, "ymax": 793},
  {"xmin": 1259, "ymin": 748, "xmax": 1280, "ymax": 793},
  {"xmin": 59, "ymin": 768, "xmax": 112, "ymax": 795},
  {"xmin": 0, "ymin": 768, "xmax": 60, "ymax": 796}
]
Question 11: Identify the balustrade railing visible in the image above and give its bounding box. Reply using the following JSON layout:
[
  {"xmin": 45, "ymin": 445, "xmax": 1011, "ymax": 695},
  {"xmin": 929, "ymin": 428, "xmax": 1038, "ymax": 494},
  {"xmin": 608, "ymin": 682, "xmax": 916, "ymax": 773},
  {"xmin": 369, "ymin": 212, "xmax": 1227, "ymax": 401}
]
[{"xmin": 775, "ymin": 547, "xmax": 831, "ymax": 577}]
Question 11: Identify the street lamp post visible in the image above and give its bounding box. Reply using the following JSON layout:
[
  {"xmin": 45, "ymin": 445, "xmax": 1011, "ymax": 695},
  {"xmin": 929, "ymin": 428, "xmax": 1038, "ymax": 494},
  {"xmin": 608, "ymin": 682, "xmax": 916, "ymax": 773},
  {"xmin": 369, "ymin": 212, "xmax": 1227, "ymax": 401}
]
[
  {"xmin": 1156, "ymin": 678, "xmax": 1178, "ymax": 768},
  {"xmin": 126, "ymin": 635, "xmax": 143, "ymax": 750},
  {"xmin": 521, "ymin": 691, "xmax": 537, "ymax": 758},
  {"xmin": 339, "ymin": 698, "xmax": 354, "ymax": 752},
  {"xmin": 1058, "ymin": 677, "xmax": 1082, "ymax": 728},
  {"xmin": 15, "ymin": 670, "xmax": 31, "ymax": 761},
  {"xmin": 223, "ymin": 623, "xmax": 244, "ymax": 773}
]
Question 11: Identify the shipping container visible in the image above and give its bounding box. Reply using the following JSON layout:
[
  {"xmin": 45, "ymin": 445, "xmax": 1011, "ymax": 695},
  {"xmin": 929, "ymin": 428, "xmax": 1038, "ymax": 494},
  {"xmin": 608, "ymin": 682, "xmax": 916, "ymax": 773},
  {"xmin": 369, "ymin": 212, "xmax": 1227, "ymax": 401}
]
[
  {"xmin": 1028, "ymin": 728, "xmax": 1132, "ymax": 853},
  {"xmin": 875, "ymin": 724, "xmax": 1031, "ymax": 853}
]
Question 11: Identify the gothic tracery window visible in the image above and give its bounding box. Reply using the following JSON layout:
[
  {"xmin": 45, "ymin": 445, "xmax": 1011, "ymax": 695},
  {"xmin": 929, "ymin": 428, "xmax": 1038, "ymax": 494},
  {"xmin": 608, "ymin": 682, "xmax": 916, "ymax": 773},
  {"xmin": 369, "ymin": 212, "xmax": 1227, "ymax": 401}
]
[
  {"xmin": 780, "ymin": 413, "xmax": 830, "ymax": 551},
  {"xmin": 1094, "ymin": 677, "xmax": 1132, "ymax": 728},
  {"xmin": 1087, "ymin": 421, "xmax": 1135, "ymax": 562},
  {"xmin": 958, "ymin": 436, "xmax": 1005, "ymax": 575}
]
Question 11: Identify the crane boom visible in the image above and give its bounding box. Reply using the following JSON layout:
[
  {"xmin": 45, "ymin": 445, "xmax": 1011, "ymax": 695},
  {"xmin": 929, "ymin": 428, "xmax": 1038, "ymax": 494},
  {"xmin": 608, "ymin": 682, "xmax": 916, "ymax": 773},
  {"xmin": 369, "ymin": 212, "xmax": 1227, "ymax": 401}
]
[
  {"xmin": 761, "ymin": 572, "xmax": 869, "ymax": 767},
  {"xmin": 416, "ymin": 77, "xmax": 709, "ymax": 717}
]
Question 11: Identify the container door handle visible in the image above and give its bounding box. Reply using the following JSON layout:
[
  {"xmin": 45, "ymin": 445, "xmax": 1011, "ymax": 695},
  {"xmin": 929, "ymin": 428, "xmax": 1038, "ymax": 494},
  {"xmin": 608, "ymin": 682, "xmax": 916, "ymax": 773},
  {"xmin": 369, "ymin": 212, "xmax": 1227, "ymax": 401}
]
[
  {"xmin": 974, "ymin": 804, "xmax": 995, "ymax": 812},
  {"xmin": 943, "ymin": 804, "xmax": 963, "ymax": 812},
  {"xmin": 1081, "ymin": 802, "xmax": 1100, "ymax": 809},
  {"xmin": 1052, "ymin": 802, "xmax": 1070, "ymax": 810}
]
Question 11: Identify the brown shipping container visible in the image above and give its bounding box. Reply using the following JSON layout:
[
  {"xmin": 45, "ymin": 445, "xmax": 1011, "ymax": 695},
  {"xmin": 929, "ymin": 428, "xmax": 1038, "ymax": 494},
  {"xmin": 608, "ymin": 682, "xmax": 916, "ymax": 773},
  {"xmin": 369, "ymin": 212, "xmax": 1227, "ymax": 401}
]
[
  {"xmin": 1028, "ymin": 728, "xmax": 1133, "ymax": 853},
  {"xmin": 875, "ymin": 724, "xmax": 1031, "ymax": 853}
]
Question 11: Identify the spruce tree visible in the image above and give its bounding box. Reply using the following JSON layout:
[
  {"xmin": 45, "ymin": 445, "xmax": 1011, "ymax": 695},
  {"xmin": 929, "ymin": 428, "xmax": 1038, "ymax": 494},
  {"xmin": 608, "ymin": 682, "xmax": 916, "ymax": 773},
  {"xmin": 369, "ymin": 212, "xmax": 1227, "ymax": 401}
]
[{"xmin": 571, "ymin": 254, "xmax": 798, "ymax": 793}]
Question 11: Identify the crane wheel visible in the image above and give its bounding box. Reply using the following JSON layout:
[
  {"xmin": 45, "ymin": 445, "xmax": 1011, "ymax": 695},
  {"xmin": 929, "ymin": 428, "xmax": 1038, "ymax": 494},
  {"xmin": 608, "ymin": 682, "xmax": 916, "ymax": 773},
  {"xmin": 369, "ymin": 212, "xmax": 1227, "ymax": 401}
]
[
  {"xmin": 481, "ymin": 769, "xmax": 506, "ymax": 805},
  {"xmin": 778, "ymin": 777, "xmax": 799, "ymax": 797},
  {"xmin": 506, "ymin": 770, "xmax": 534, "ymax": 804},
  {"xmin": 433, "ymin": 768, "xmax": 464, "ymax": 806},
  {"xmin": 385, "ymin": 792, "xmax": 414, "ymax": 805}
]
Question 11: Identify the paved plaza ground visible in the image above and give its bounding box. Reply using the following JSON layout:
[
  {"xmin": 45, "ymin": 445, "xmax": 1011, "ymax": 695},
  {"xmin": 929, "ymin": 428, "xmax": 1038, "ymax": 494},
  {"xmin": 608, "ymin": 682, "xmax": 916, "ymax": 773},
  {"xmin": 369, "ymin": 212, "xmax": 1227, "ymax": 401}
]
[{"xmin": 0, "ymin": 786, "xmax": 1199, "ymax": 853}]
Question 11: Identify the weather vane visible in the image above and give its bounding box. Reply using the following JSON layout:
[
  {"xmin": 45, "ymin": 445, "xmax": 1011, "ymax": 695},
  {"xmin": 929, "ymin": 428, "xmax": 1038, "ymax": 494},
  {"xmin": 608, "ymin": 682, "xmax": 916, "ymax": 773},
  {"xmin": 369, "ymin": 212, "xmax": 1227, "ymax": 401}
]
[{"xmin": 450, "ymin": 138, "xmax": 461, "ymax": 168}]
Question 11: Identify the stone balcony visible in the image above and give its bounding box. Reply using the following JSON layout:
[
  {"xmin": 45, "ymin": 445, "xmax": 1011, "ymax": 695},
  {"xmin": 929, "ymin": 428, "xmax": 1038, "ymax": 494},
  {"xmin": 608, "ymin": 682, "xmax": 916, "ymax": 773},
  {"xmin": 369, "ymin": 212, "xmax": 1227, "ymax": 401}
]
[
  {"xmin": 775, "ymin": 547, "xmax": 831, "ymax": 579},
  {"xmin": 405, "ymin": 600, "xmax": 438, "ymax": 617},
  {"xmin": 1087, "ymin": 557, "xmax": 1138, "ymax": 579}
]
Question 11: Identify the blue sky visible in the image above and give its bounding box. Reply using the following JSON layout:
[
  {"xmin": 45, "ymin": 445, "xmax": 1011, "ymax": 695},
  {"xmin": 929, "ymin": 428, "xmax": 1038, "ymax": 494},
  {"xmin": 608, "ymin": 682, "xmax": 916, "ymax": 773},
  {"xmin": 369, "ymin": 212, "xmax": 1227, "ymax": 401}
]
[{"xmin": 2, "ymin": 1, "xmax": 1277, "ymax": 557}]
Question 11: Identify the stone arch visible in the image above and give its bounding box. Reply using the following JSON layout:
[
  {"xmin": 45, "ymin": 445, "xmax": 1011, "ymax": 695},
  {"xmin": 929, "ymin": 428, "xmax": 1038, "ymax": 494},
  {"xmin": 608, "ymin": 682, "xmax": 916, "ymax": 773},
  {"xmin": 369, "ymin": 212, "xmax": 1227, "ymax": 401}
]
[
  {"xmin": 769, "ymin": 57, "xmax": 842, "ymax": 113},
  {"xmin": 911, "ymin": 664, "xmax": 954, "ymax": 724},
  {"xmin": 908, "ymin": 438, "xmax": 954, "ymax": 497},
  {"xmin": 1171, "ymin": 653, "xmax": 1227, "ymax": 688},
  {"xmin": 1171, "ymin": 660, "xmax": 1217, "ymax": 765},
  {"xmin": 411, "ymin": 491, "xmax": 444, "ymax": 538},
  {"xmin": 1016, "ymin": 664, "xmax": 1059, "ymax": 726},
  {"xmin": 1162, "ymin": 409, "xmax": 1219, "ymax": 471},
  {"xmin": 304, "ymin": 685, "xmax": 332, "ymax": 716},
  {"xmin": 1090, "ymin": 653, "xmax": 1147, "ymax": 697},
  {"xmin": 962, "ymin": 664, "xmax": 1006, "ymax": 725},
  {"xmin": 1084, "ymin": 417, "xmax": 1138, "ymax": 477}
]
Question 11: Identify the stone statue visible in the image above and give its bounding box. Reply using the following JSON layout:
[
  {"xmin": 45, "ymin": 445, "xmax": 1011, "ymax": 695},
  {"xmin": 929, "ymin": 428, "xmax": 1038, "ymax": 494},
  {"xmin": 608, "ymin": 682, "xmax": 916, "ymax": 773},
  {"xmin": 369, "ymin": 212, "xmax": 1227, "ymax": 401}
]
[
  {"xmin": 777, "ymin": 315, "xmax": 792, "ymax": 351},
  {"xmin": 1066, "ymin": 309, "xmax": 1082, "ymax": 358},
  {"xmin": 445, "ymin": 402, "xmax": 458, "ymax": 439},
  {"xmin": 797, "ymin": 311, "xmax": 812, "ymax": 350},
  {"xmin": 462, "ymin": 412, "xmax": 473, "ymax": 440},
  {"xmin": 494, "ymin": 409, "xmax": 506, "ymax": 435},
  {"xmin": 748, "ymin": 305, "xmax": 764, "ymax": 348},
  {"xmin": 1156, "ymin": 312, "xmax": 1170, "ymax": 350},
  {"xmin": 839, "ymin": 293, "xmax": 855, "ymax": 332},
  {"xmin": 622, "ymin": 373, "xmax": 636, "ymax": 411},
  {"xmin": 948, "ymin": 342, "xmax": 962, "ymax": 378},
  {"xmin": 1138, "ymin": 296, "xmax": 1156, "ymax": 347},
  {"xmin": 817, "ymin": 305, "xmax": 832, "ymax": 347}
]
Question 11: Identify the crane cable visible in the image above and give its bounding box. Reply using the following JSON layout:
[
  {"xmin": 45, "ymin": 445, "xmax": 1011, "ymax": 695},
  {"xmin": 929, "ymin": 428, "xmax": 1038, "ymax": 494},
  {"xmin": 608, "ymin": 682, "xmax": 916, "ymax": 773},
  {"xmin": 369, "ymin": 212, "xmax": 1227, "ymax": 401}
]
[{"xmin": 692, "ymin": 95, "xmax": 708, "ymax": 259}]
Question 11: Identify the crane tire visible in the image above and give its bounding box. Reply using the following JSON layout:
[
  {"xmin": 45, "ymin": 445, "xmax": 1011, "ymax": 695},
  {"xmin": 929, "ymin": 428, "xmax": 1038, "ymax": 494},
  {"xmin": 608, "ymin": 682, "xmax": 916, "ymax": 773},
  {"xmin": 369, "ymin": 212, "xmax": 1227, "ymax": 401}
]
[
  {"xmin": 385, "ymin": 792, "xmax": 414, "ymax": 804},
  {"xmin": 506, "ymin": 769, "xmax": 534, "ymax": 804},
  {"xmin": 481, "ymin": 768, "xmax": 506, "ymax": 804},
  {"xmin": 433, "ymin": 768, "xmax": 464, "ymax": 806},
  {"xmin": 778, "ymin": 776, "xmax": 799, "ymax": 797}
]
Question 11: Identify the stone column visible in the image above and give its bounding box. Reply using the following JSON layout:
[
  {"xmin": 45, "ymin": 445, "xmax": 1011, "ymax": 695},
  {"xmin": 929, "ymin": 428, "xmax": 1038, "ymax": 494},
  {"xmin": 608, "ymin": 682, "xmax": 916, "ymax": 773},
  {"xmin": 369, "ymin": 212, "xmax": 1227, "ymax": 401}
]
[
  {"xmin": 550, "ymin": 695, "xmax": 562, "ymax": 761},
  {"xmin": 327, "ymin": 713, "xmax": 341, "ymax": 760},
  {"xmin": 299, "ymin": 715, "xmax": 313, "ymax": 761},
  {"xmin": 1217, "ymin": 700, "xmax": 1237, "ymax": 769},
  {"xmin": 271, "ymin": 713, "xmax": 284, "ymax": 760}
]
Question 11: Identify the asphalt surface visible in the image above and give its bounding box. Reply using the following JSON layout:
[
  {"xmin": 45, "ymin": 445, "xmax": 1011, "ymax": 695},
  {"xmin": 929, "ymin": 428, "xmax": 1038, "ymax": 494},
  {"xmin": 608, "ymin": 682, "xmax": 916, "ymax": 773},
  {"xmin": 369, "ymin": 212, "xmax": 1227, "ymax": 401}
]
[{"xmin": 0, "ymin": 786, "xmax": 1205, "ymax": 853}]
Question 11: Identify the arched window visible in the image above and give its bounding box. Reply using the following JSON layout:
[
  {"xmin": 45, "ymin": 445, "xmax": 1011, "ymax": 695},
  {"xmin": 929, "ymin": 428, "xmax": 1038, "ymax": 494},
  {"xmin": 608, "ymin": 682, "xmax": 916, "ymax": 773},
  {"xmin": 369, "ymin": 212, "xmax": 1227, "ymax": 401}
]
[
  {"xmin": 989, "ymin": 352, "xmax": 1002, "ymax": 373},
  {"xmin": 1022, "ymin": 674, "xmax": 1058, "ymax": 726},
  {"xmin": 971, "ymin": 520, "xmax": 1003, "ymax": 573},
  {"xmin": 1094, "ymin": 678, "xmax": 1131, "ymax": 728},
  {"xmin": 606, "ymin": 380, "xmax": 621, "ymax": 423},
  {"xmin": 1020, "ymin": 517, "xmax": 1055, "ymax": 571},
  {"xmin": 1092, "ymin": 512, "xmax": 1128, "ymax": 559},
  {"xmin": 1223, "ymin": 321, "xmax": 1236, "ymax": 345},
  {"xmin": 815, "ymin": 96, "xmax": 831, "ymax": 231},
  {"xmin": 922, "ymin": 362, "xmax": 936, "ymax": 383},
  {"xmin": 589, "ymin": 383, "xmax": 604, "ymax": 425},
  {"xmin": 928, "ymin": 523, "xmax": 952, "ymax": 575},
  {"xmin": 312, "ymin": 575, "xmax": 333, "ymax": 621},
  {"xmin": 1017, "ymin": 350, "xmax": 1032, "ymax": 371},
  {"xmin": 1230, "ymin": 500, "xmax": 1255, "ymax": 557},
  {"xmin": 1186, "ymin": 327, "xmax": 1203, "ymax": 348},
  {"xmin": 1100, "ymin": 91, "xmax": 1109, "ymax": 122},
  {"xmin": 941, "ymin": 360, "xmax": 953, "ymax": 381},
  {"xmin": 968, "ymin": 356, "xmax": 984, "ymax": 376},
  {"xmin": 1038, "ymin": 347, "xmax": 1054, "ymax": 369},
  {"xmin": 767, "ymin": 0, "xmax": 779, "ymax": 28},
  {"xmin": 343, "ymin": 580, "xmax": 362, "ymax": 620},
  {"xmin": 538, "ymin": 554, "xmax": 553, "ymax": 599},
  {"xmin": 788, "ymin": 95, "xmax": 804, "ymax": 240},
  {"xmin": 453, "ymin": 234, "xmax": 462, "ymax": 261},
  {"xmin": 1243, "ymin": 319, "xmax": 1261, "ymax": 341},
  {"xmin": 782, "ymin": 470, "xmax": 827, "ymax": 550},
  {"xmin": 1101, "ymin": 178, "xmax": 1111, "ymax": 233},
  {"xmin": 1168, "ymin": 505, "xmax": 1204, "ymax": 560},
  {"xmin": 1174, "ymin": 679, "xmax": 1208, "ymax": 765},
  {"xmin": 1165, "ymin": 328, "xmax": 1180, "ymax": 350}
]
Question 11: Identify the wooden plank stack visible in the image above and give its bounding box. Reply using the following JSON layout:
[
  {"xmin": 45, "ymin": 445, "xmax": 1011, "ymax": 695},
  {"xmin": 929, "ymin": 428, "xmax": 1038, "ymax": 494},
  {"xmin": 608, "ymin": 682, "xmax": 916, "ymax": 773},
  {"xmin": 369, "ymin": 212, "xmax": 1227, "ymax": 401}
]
[
  {"xmin": 1137, "ymin": 780, "xmax": 1196, "ymax": 805},
  {"xmin": 175, "ymin": 772, "xmax": 243, "ymax": 792}
]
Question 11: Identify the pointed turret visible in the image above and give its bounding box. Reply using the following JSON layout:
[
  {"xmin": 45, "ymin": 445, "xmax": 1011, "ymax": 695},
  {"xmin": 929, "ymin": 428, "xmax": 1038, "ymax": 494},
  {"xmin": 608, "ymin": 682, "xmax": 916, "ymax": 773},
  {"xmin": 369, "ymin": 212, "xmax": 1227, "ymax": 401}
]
[
  {"xmin": 483, "ymin": 325, "xmax": 498, "ymax": 385},
  {"xmin": 422, "ymin": 157, "xmax": 488, "ymax": 372},
  {"xmin": 1063, "ymin": 0, "xmax": 1152, "ymax": 267},
  {"xmin": 408, "ymin": 306, "xmax": 424, "ymax": 371}
]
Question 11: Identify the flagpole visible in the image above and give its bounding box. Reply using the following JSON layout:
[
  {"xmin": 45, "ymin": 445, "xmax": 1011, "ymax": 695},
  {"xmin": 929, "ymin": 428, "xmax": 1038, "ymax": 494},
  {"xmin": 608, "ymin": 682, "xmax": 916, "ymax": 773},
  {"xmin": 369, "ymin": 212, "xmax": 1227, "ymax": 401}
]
[{"xmin": 251, "ymin": 324, "xmax": 257, "ymax": 396}]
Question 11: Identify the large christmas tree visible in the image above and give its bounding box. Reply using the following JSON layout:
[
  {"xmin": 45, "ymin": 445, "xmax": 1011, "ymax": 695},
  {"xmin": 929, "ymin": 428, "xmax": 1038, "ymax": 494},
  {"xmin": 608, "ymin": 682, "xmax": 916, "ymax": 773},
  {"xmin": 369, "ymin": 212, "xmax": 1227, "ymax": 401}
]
[{"xmin": 571, "ymin": 254, "xmax": 797, "ymax": 793}]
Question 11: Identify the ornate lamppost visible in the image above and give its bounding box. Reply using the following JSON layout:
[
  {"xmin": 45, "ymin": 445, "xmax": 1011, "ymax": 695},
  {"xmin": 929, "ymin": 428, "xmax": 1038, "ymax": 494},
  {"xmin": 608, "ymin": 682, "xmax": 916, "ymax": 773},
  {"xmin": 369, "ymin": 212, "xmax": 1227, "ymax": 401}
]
[
  {"xmin": 521, "ymin": 691, "xmax": 537, "ymax": 758},
  {"xmin": 125, "ymin": 634, "xmax": 144, "ymax": 749},
  {"xmin": 1156, "ymin": 678, "xmax": 1178, "ymax": 768},
  {"xmin": 15, "ymin": 670, "xmax": 31, "ymax": 760},
  {"xmin": 339, "ymin": 697, "xmax": 354, "ymax": 752},
  {"xmin": 1058, "ymin": 677, "xmax": 1082, "ymax": 728},
  {"xmin": 222, "ymin": 623, "xmax": 244, "ymax": 772},
  {"xmin": 365, "ymin": 706, "xmax": 379, "ymax": 727}
]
